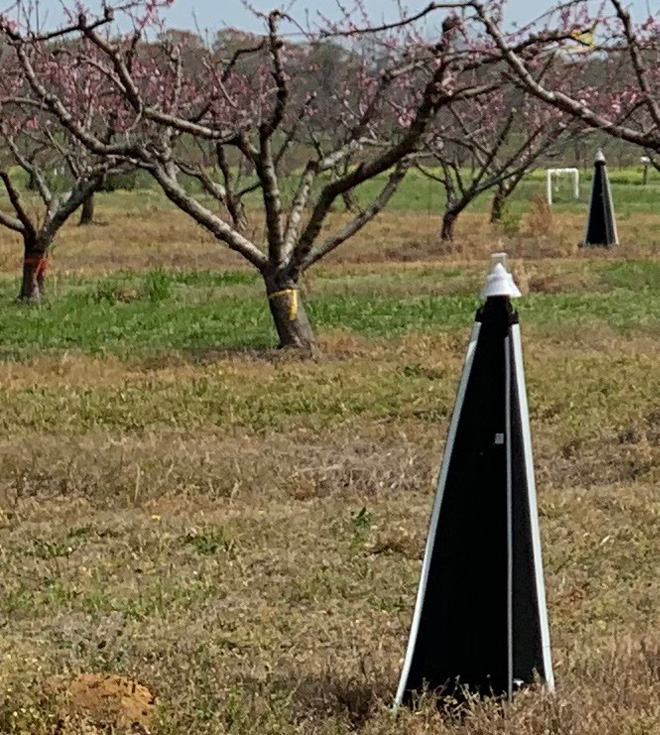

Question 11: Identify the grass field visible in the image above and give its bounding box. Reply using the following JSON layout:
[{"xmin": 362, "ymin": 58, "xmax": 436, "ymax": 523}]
[
  {"xmin": 5, "ymin": 161, "xmax": 660, "ymax": 219},
  {"xmin": 0, "ymin": 196, "xmax": 658, "ymax": 734}
]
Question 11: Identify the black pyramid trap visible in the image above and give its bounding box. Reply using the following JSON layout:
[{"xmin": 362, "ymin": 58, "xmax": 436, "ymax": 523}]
[
  {"xmin": 583, "ymin": 148, "xmax": 618, "ymax": 247},
  {"xmin": 395, "ymin": 253, "xmax": 554, "ymax": 706}
]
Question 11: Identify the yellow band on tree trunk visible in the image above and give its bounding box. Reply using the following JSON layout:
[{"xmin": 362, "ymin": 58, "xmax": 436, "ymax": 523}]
[{"xmin": 268, "ymin": 288, "xmax": 299, "ymax": 321}]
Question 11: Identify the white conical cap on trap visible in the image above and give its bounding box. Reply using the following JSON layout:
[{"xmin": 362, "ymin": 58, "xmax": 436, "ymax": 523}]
[{"xmin": 480, "ymin": 253, "xmax": 522, "ymax": 299}]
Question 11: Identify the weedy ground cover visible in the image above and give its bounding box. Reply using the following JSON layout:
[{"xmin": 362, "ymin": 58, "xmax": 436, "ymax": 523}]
[{"xmin": 0, "ymin": 201, "xmax": 658, "ymax": 734}]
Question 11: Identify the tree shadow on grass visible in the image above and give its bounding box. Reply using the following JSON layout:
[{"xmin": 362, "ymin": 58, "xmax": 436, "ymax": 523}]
[
  {"xmin": 289, "ymin": 671, "xmax": 392, "ymax": 728},
  {"xmin": 127, "ymin": 344, "xmax": 318, "ymax": 371},
  {"xmin": 240, "ymin": 664, "xmax": 397, "ymax": 730}
]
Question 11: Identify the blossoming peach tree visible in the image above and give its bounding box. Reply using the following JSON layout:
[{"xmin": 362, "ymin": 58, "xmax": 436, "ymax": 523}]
[
  {"xmin": 0, "ymin": 0, "xmax": 501, "ymax": 345},
  {"xmin": 419, "ymin": 83, "xmax": 578, "ymax": 240},
  {"xmin": 0, "ymin": 32, "xmax": 118, "ymax": 301}
]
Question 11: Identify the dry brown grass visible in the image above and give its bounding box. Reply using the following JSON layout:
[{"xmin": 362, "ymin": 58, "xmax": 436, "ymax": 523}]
[
  {"xmin": 0, "ymin": 325, "xmax": 658, "ymax": 734},
  {"xmin": 527, "ymin": 194, "xmax": 555, "ymax": 238},
  {"xmin": 0, "ymin": 200, "xmax": 658, "ymax": 279}
]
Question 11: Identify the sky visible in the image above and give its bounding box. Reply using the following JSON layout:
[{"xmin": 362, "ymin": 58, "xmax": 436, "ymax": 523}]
[{"xmin": 28, "ymin": 0, "xmax": 655, "ymax": 35}]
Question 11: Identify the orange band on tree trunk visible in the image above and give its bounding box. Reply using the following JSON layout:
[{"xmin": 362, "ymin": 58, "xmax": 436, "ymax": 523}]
[{"xmin": 24, "ymin": 255, "xmax": 49, "ymax": 276}]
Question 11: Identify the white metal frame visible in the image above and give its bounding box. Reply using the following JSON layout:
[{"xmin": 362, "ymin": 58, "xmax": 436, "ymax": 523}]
[{"xmin": 546, "ymin": 168, "xmax": 579, "ymax": 205}]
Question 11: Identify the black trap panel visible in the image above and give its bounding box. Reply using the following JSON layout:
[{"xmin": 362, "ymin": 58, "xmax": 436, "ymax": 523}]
[
  {"xmin": 584, "ymin": 156, "xmax": 618, "ymax": 247},
  {"xmin": 396, "ymin": 297, "xmax": 553, "ymax": 705}
]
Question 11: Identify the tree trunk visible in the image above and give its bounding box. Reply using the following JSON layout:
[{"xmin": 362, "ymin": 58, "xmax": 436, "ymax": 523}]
[
  {"xmin": 440, "ymin": 211, "xmax": 458, "ymax": 241},
  {"xmin": 78, "ymin": 191, "xmax": 95, "ymax": 225},
  {"xmin": 341, "ymin": 190, "xmax": 358, "ymax": 213},
  {"xmin": 265, "ymin": 273, "xmax": 315, "ymax": 351},
  {"xmin": 19, "ymin": 238, "xmax": 49, "ymax": 303},
  {"xmin": 490, "ymin": 184, "xmax": 507, "ymax": 223}
]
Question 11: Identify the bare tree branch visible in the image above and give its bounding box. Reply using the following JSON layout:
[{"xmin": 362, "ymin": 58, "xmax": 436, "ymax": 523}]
[
  {"xmin": 0, "ymin": 170, "xmax": 36, "ymax": 238},
  {"xmin": 319, "ymin": 2, "xmax": 470, "ymax": 38},
  {"xmin": 2, "ymin": 131, "xmax": 52, "ymax": 204},
  {"xmin": 302, "ymin": 158, "xmax": 412, "ymax": 269},
  {"xmin": 148, "ymin": 164, "xmax": 268, "ymax": 270}
]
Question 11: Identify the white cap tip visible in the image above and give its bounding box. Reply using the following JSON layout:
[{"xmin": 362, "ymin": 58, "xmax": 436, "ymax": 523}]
[
  {"xmin": 595, "ymin": 148, "xmax": 606, "ymax": 164},
  {"xmin": 480, "ymin": 252, "xmax": 522, "ymax": 299}
]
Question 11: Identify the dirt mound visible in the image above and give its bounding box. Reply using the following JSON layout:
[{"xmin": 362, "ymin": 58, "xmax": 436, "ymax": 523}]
[{"xmin": 55, "ymin": 674, "xmax": 155, "ymax": 733}]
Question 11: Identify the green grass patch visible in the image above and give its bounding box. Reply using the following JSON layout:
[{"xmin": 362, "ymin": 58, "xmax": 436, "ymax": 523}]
[
  {"xmin": 8, "ymin": 163, "xmax": 658, "ymax": 219},
  {"xmin": 594, "ymin": 259, "xmax": 660, "ymax": 290},
  {"xmin": 0, "ymin": 261, "xmax": 658, "ymax": 360}
]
